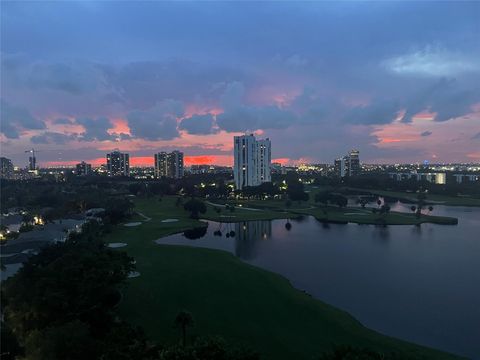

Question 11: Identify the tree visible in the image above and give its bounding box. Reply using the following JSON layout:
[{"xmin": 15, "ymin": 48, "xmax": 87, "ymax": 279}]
[
  {"xmin": 22, "ymin": 320, "xmax": 98, "ymax": 360},
  {"xmin": 174, "ymin": 310, "xmax": 194, "ymax": 347},
  {"xmin": 183, "ymin": 198, "xmax": 207, "ymax": 219},
  {"xmin": 2, "ymin": 237, "xmax": 134, "ymax": 342},
  {"xmin": 314, "ymin": 191, "xmax": 330, "ymax": 207}
]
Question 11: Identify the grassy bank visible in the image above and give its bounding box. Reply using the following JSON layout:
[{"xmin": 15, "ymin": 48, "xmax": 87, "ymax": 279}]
[
  {"xmin": 295, "ymin": 206, "xmax": 458, "ymax": 225},
  {"xmin": 209, "ymin": 197, "xmax": 458, "ymax": 225},
  {"xmin": 102, "ymin": 196, "xmax": 462, "ymax": 359},
  {"xmin": 350, "ymin": 188, "xmax": 480, "ymax": 207}
]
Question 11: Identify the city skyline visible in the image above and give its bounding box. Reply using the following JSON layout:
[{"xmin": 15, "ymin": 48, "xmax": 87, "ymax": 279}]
[{"xmin": 1, "ymin": 2, "xmax": 480, "ymax": 167}]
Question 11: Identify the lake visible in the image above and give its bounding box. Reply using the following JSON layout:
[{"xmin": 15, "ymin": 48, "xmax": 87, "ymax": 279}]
[{"xmin": 156, "ymin": 203, "xmax": 480, "ymax": 359}]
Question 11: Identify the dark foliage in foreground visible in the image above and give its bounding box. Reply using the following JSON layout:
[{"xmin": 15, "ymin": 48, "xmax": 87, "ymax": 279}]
[
  {"xmin": 317, "ymin": 345, "xmax": 408, "ymax": 360},
  {"xmin": 0, "ymin": 221, "xmax": 145, "ymax": 360},
  {"xmin": 159, "ymin": 336, "xmax": 261, "ymax": 360}
]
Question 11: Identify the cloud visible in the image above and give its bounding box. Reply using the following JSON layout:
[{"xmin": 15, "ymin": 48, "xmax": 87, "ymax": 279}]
[
  {"xmin": 420, "ymin": 131, "xmax": 432, "ymax": 137},
  {"xmin": 472, "ymin": 132, "xmax": 480, "ymax": 140},
  {"xmin": 126, "ymin": 100, "xmax": 183, "ymax": 141},
  {"xmin": 343, "ymin": 99, "xmax": 400, "ymax": 125},
  {"xmin": 0, "ymin": 99, "xmax": 45, "ymax": 138},
  {"xmin": 31, "ymin": 131, "xmax": 75, "ymax": 144},
  {"xmin": 216, "ymin": 82, "xmax": 297, "ymax": 132},
  {"xmin": 52, "ymin": 118, "xmax": 74, "ymax": 125},
  {"xmin": 179, "ymin": 114, "xmax": 217, "ymax": 135},
  {"xmin": 27, "ymin": 62, "xmax": 102, "ymax": 95},
  {"xmin": 76, "ymin": 117, "xmax": 114, "ymax": 141},
  {"xmin": 402, "ymin": 78, "xmax": 480, "ymax": 123},
  {"xmin": 384, "ymin": 46, "xmax": 480, "ymax": 77}
]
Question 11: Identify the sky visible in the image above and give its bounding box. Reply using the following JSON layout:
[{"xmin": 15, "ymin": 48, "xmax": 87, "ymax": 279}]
[{"xmin": 1, "ymin": 1, "xmax": 480, "ymax": 167}]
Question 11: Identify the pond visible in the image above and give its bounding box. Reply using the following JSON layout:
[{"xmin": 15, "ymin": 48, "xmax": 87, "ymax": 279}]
[{"xmin": 156, "ymin": 203, "xmax": 480, "ymax": 359}]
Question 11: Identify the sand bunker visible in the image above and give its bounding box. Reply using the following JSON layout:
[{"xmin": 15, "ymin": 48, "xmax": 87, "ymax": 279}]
[
  {"xmin": 108, "ymin": 242, "xmax": 127, "ymax": 248},
  {"xmin": 124, "ymin": 222, "xmax": 142, "ymax": 227},
  {"xmin": 128, "ymin": 271, "xmax": 140, "ymax": 278},
  {"xmin": 161, "ymin": 218, "xmax": 179, "ymax": 223}
]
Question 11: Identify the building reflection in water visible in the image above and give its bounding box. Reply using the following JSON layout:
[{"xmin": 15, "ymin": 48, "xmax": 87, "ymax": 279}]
[{"xmin": 234, "ymin": 220, "xmax": 272, "ymax": 260}]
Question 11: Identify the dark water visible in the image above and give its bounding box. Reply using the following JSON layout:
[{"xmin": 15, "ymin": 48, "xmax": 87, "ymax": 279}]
[{"xmin": 156, "ymin": 203, "xmax": 480, "ymax": 359}]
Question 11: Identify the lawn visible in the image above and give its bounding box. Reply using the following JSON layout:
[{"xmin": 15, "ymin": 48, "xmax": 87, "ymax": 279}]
[
  {"xmin": 208, "ymin": 197, "xmax": 458, "ymax": 225},
  {"xmin": 350, "ymin": 188, "xmax": 480, "ymax": 207},
  {"xmin": 295, "ymin": 206, "xmax": 458, "ymax": 225},
  {"xmin": 102, "ymin": 196, "xmax": 462, "ymax": 360}
]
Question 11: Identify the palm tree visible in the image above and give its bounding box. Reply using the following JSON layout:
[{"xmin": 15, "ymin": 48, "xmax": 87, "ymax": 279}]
[{"xmin": 174, "ymin": 310, "xmax": 194, "ymax": 347}]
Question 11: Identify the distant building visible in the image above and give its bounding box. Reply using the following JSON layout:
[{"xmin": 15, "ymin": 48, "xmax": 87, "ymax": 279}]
[
  {"xmin": 75, "ymin": 161, "xmax": 92, "ymax": 176},
  {"xmin": 28, "ymin": 156, "xmax": 36, "ymax": 171},
  {"xmin": 388, "ymin": 172, "xmax": 447, "ymax": 185},
  {"xmin": 334, "ymin": 157, "xmax": 347, "ymax": 178},
  {"xmin": 106, "ymin": 150, "xmax": 130, "ymax": 177},
  {"xmin": 452, "ymin": 174, "xmax": 479, "ymax": 184},
  {"xmin": 334, "ymin": 150, "xmax": 360, "ymax": 178},
  {"xmin": 154, "ymin": 150, "xmax": 184, "ymax": 179},
  {"xmin": 0, "ymin": 157, "xmax": 14, "ymax": 179},
  {"xmin": 233, "ymin": 134, "xmax": 271, "ymax": 190},
  {"xmin": 189, "ymin": 165, "xmax": 231, "ymax": 175}
]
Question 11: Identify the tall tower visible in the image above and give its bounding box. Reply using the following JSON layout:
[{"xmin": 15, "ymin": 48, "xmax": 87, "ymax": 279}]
[
  {"xmin": 154, "ymin": 150, "xmax": 184, "ymax": 179},
  {"xmin": 106, "ymin": 150, "xmax": 130, "ymax": 176},
  {"xmin": 348, "ymin": 149, "xmax": 360, "ymax": 177},
  {"xmin": 233, "ymin": 134, "xmax": 271, "ymax": 190}
]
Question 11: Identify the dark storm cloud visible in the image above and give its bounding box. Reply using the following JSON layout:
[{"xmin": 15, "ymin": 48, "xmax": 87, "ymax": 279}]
[
  {"xmin": 126, "ymin": 100, "xmax": 183, "ymax": 141},
  {"xmin": 343, "ymin": 99, "xmax": 400, "ymax": 125},
  {"xmin": 31, "ymin": 131, "xmax": 75, "ymax": 144},
  {"xmin": 179, "ymin": 114, "xmax": 217, "ymax": 135},
  {"xmin": 0, "ymin": 99, "xmax": 45, "ymax": 138},
  {"xmin": 216, "ymin": 82, "xmax": 297, "ymax": 132},
  {"xmin": 401, "ymin": 78, "xmax": 480, "ymax": 123},
  {"xmin": 75, "ymin": 117, "xmax": 114, "ymax": 142},
  {"xmin": 421, "ymin": 131, "xmax": 432, "ymax": 137},
  {"xmin": 100, "ymin": 60, "xmax": 246, "ymax": 109}
]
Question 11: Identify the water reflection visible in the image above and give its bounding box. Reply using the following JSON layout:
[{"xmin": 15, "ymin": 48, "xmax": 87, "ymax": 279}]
[
  {"xmin": 183, "ymin": 225, "xmax": 208, "ymax": 240},
  {"xmin": 373, "ymin": 224, "xmax": 390, "ymax": 242},
  {"xmin": 235, "ymin": 221, "xmax": 272, "ymax": 259}
]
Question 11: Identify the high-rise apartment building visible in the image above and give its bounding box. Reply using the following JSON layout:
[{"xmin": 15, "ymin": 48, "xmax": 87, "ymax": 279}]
[
  {"xmin": 75, "ymin": 161, "xmax": 92, "ymax": 176},
  {"xmin": 106, "ymin": 150, "xmax": 130, "ymax": 177},
  {"xmin": 348, "ymin": 150, "xmax": 360, "ymax": 176},
  {"xmin": 334, "ymin": 149, "xmax": 360, "ymax": 178},
  {"xmin": 28, "ymin": 155, "xmax": 36, "ymax": 171},
  {"xmin": 334, "ymin": 157, "xmax": 347, "ymax": 178},
  {"xmin": 154, "ymin": 150, "xmax": 184, "ymax": 179},
  {"xmin": 0, "ymin": 157, "xmax": 14, "ymax": 179},
  {"xmin": 233, "ymin": 134, "xmax": 271, "ymax": 190}
]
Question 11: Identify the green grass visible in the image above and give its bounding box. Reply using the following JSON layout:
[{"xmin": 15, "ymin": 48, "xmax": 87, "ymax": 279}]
[
  {"xmin": 295, "ymin": 206, "xmax": 458, "ymax": 225},
  {"xmin": 208, "ymin": 197, "xmax": 458, "ymax": 225},
  {"xmin": 350, "ymin": 188, "xmax": 480, "ymax": 207},
  {"xmin": 102, "ymin": 196, "xmax": 462, "ymax": 359}
]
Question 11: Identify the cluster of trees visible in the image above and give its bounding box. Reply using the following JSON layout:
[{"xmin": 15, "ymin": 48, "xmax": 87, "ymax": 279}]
[
  {"xmin": 237, "ymin": 182, "xmax": 280, "ymax": 200},
  {"xmin": 1, "ymin": 221, "xmax": 144, "ymax": 360},
  {"xmin": 315, "ymin": 192, "xmax": 348, "ymax": 208},
  {"xmin": 1, "ymin": 179, "xmax": 135, "ymax": 223},
  {"xmin": 183, "ymin": 198, "xmax": 207, "ymax": 219}
]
